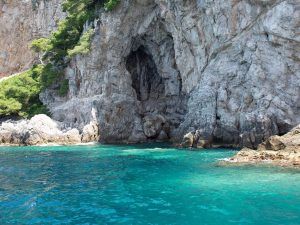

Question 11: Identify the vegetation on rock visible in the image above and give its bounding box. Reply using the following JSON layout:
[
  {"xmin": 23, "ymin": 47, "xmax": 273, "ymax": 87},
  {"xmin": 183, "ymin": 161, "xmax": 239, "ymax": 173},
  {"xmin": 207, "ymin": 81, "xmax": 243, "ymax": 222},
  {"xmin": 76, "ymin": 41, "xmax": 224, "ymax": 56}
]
[
  {"xmin": 104, "ymin": 0, "xmax": 120, "ymax": 11},
  {"xmin": 0, "ymin": 65, "xmax": 49, "ymax": 118},
  {"xmin": 68, "ymin": 28, "xmax": 94, "ymax": 57},
  {"xmin": 58, "ymin": 79, "xmax": 70, "ymax": 96},
  {"xmin": 0, "ymin": 0, "xmax": 120, "ymax": 118}
]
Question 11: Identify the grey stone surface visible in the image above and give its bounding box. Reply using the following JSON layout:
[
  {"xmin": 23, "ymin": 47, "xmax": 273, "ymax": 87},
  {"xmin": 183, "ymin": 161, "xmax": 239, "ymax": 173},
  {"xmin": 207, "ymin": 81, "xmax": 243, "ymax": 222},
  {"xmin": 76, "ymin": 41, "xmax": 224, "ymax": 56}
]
[
  {"xmin": 224, "ymin": 124, "xmax": 300, "ymax": 167},
  {"xmin": 2, "ymin": 0, "xmax": 300, "ymax": 147},
  {"xmin": 0, "ymin": 115, "xmax": 99, "ymax": 146},
  {"xmin": 0, "ymin": 0, "xmax": 64, "ymax": 77}
]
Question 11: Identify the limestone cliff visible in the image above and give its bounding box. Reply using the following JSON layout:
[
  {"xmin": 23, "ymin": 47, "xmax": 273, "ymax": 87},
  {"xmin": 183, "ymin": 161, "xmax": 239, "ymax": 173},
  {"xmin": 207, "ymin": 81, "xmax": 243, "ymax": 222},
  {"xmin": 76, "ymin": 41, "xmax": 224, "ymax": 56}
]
[
  {"xmin": 2, "ymin": 0, "xmax": 300, "ymax": 147},
  {"xmin": 0, "ymin": 0, "xmax": 64, "ymax": 77}
]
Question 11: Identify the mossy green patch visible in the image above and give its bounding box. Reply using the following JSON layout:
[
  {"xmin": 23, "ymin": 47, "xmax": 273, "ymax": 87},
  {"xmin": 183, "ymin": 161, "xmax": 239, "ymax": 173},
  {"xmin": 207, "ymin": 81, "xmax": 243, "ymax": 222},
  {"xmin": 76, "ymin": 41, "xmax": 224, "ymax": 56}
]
[
  {"xmin": 104, "ymin": 0, "xmax": 120, "ymax": 11},
  {"xmin": 68, "ymin": 28, "xmax": 94, "ymax": 57},
  {"xmin": 58, "ymin": 79, "xmax": 70, "ymax": 96}
]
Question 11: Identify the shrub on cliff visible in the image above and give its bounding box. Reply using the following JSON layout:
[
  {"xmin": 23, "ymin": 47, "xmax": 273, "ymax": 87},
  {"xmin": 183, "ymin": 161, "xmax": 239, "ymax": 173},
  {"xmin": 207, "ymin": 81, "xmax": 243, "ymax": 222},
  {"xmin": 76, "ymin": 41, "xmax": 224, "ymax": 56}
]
[
  {"xmin": 0, "ymin": 0, "xmax": 120, "ymax": 118},
  {"xmin": 0, "ymin": 65, "xmax": 48, "ymax": 118},
  {"xmin": 31, "ymin": 0, "xmax": 121, "ymax": 64},
  {"xmin": 104, "ymin": 0, "xmax": 120, "ymax": 11},
  {"xmin": 68, "ymin": 28, "xmax": 94, "ymax": 57},
  {"xmin": 30, "ymin": 0, "xmax": 120, "ymax": 90}
]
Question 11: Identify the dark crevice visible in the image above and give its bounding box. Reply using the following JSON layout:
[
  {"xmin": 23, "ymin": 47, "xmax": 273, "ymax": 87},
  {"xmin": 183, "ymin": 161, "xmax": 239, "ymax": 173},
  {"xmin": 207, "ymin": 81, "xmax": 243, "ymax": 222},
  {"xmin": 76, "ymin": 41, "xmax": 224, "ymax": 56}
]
[
  {"xmin": 125, "ymin": 30, "xmax": 187, "ymax": 140},
  {"xmin": 126, "ymin": 46, "xmax": 165, "ymax": 102}
]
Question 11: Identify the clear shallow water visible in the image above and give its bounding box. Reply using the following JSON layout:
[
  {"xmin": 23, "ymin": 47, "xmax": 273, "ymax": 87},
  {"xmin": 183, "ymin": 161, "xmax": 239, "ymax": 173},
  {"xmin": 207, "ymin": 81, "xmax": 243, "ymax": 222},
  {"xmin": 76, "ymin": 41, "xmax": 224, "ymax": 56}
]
[{"xmin": 0, "ymin": 144, "xmax": 299, "ymax": 225}]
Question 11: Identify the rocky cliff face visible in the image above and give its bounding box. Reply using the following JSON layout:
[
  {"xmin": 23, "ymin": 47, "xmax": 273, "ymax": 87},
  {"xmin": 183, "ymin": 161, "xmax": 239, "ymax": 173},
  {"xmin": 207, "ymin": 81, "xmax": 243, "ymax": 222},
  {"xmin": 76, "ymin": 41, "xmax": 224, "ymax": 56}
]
[
  {"xmin": 0, "ymin": 0, "xmax": 64, "ymax": 77},
  {"xmin": 2, "ymin": 0, "xmax": 300, "ymax": 147},
  {"xmin": 42, "ymin": 0, "xmax": 299, "ymax": 147}
]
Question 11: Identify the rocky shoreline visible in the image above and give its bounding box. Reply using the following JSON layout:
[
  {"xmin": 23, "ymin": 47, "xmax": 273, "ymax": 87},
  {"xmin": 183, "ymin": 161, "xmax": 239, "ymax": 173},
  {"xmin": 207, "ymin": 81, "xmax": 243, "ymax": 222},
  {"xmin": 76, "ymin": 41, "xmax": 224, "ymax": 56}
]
[
  {"xmin": 1, "ymin": 114, "xmax": 299, "ymax": 168},
  {"xmin": 223, "ymin": 125, "xmax": 300, "ymax": 168},
  {"xmin": 0, "ymin": 115, "xmax": 99, "ymax": 146}
]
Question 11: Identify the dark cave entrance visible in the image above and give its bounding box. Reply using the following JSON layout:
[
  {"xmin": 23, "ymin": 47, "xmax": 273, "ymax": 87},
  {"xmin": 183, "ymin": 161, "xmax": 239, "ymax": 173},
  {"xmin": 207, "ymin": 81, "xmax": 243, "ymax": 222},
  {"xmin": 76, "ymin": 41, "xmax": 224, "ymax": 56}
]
[
  {"xmin": 126, "ymin": 46, "xmax": 165, "ymax": 102},
  {"xmin": 125, "ymin": 41, "xmax": 187, "ymax": 140}
]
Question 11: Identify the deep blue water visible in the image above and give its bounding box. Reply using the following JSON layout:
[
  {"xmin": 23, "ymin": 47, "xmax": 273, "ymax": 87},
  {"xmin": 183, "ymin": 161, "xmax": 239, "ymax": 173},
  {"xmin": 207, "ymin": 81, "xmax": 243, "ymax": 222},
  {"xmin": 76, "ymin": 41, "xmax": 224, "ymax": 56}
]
[{"xmin": 0, "ymin": 144, "xmax": 299, "ymax": 225}]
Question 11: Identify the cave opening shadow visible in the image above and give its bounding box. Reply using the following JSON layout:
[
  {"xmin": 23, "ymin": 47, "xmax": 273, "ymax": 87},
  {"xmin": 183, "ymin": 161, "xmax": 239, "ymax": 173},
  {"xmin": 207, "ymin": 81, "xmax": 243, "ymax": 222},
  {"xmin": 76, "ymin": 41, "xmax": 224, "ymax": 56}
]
[
  {"xmin": 125, "ymin": 43, "xmax": 187, "ymax": 141},
  {"xmin": 126, "ymin": 46, "xmax": 165, "ymax": 102}
]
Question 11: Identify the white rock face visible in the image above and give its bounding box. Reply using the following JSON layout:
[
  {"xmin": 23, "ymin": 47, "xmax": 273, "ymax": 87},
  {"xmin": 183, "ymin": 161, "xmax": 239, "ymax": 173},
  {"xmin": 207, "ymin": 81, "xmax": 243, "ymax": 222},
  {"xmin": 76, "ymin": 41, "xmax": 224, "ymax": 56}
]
[
  {"xmin": 0, "ymin": 115, "xmax": 99, "ymax": 146},
  {"xmin": 40, "ymin": 0, "xmax": 300, "ymax": 147},
  {"xmin": 0, "ymin": 0, "xmax": 64, "ymax": 77}
]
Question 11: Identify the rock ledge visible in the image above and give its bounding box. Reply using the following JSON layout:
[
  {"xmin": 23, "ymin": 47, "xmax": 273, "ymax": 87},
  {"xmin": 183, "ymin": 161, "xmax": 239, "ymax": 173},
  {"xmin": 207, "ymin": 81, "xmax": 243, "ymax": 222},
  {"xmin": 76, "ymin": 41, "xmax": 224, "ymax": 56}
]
[{"xmin": 224, "ymin": 125, "xmax": 300, "ymax": 167}]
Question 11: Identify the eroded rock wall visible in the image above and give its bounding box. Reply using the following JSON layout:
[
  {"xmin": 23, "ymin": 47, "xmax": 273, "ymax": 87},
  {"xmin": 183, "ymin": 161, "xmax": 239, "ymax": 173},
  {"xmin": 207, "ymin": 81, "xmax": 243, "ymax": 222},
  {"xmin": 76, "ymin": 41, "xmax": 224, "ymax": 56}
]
[
  {"xmin": 41, "ymin": 0, "xmax": 300, "ymax": 147},
  {"xmin": 0, "ymin": 0, "xmax": 64, "ymax": 77}
]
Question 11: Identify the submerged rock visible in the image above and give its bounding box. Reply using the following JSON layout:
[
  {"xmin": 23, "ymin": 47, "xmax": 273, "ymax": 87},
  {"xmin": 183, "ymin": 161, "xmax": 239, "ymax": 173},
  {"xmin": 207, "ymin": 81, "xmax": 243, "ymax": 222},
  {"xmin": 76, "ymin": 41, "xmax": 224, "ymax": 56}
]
[
  {"xmin": 0, "ymin": 114, "xmax": 99, "ymax": 146},
  {"xmin": 224, "ymin": 125, "xmax": 300, "ymax": 167}
]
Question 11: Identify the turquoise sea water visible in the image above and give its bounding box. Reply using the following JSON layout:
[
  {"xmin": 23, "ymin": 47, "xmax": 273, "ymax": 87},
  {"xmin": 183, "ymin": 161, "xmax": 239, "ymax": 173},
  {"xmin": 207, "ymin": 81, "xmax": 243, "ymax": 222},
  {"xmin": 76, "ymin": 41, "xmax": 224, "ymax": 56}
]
[{"xmin": 0, "ymin": 144, "xmax": 299, "ymax": 225}]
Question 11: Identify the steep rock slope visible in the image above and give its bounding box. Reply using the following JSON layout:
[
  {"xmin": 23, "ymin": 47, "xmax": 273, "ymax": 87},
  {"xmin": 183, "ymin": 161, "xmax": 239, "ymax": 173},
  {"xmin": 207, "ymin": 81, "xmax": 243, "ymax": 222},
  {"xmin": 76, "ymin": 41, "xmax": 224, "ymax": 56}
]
[
  {"xmin": 42, "ymin": 0, "xmax": 300, "ymax": 147},
  {"xmin": 42, "ymin": 0, "xmax": 299, "ymax": 147},
  {"xmin": 0, "ymin": 0, "xmax": 64, "ymax": 77},
  {"xmin": 1, "ymin": 0, "xmax": 299, "ymax": 147}
]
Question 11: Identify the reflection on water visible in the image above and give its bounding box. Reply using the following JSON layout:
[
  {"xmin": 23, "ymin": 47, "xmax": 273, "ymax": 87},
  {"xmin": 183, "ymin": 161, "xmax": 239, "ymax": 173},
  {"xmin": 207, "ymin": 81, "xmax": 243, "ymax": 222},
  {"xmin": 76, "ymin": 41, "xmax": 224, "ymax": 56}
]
[{"xmin": 0, "ymin": 144, "xmax": 299, "ymax": 225}]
